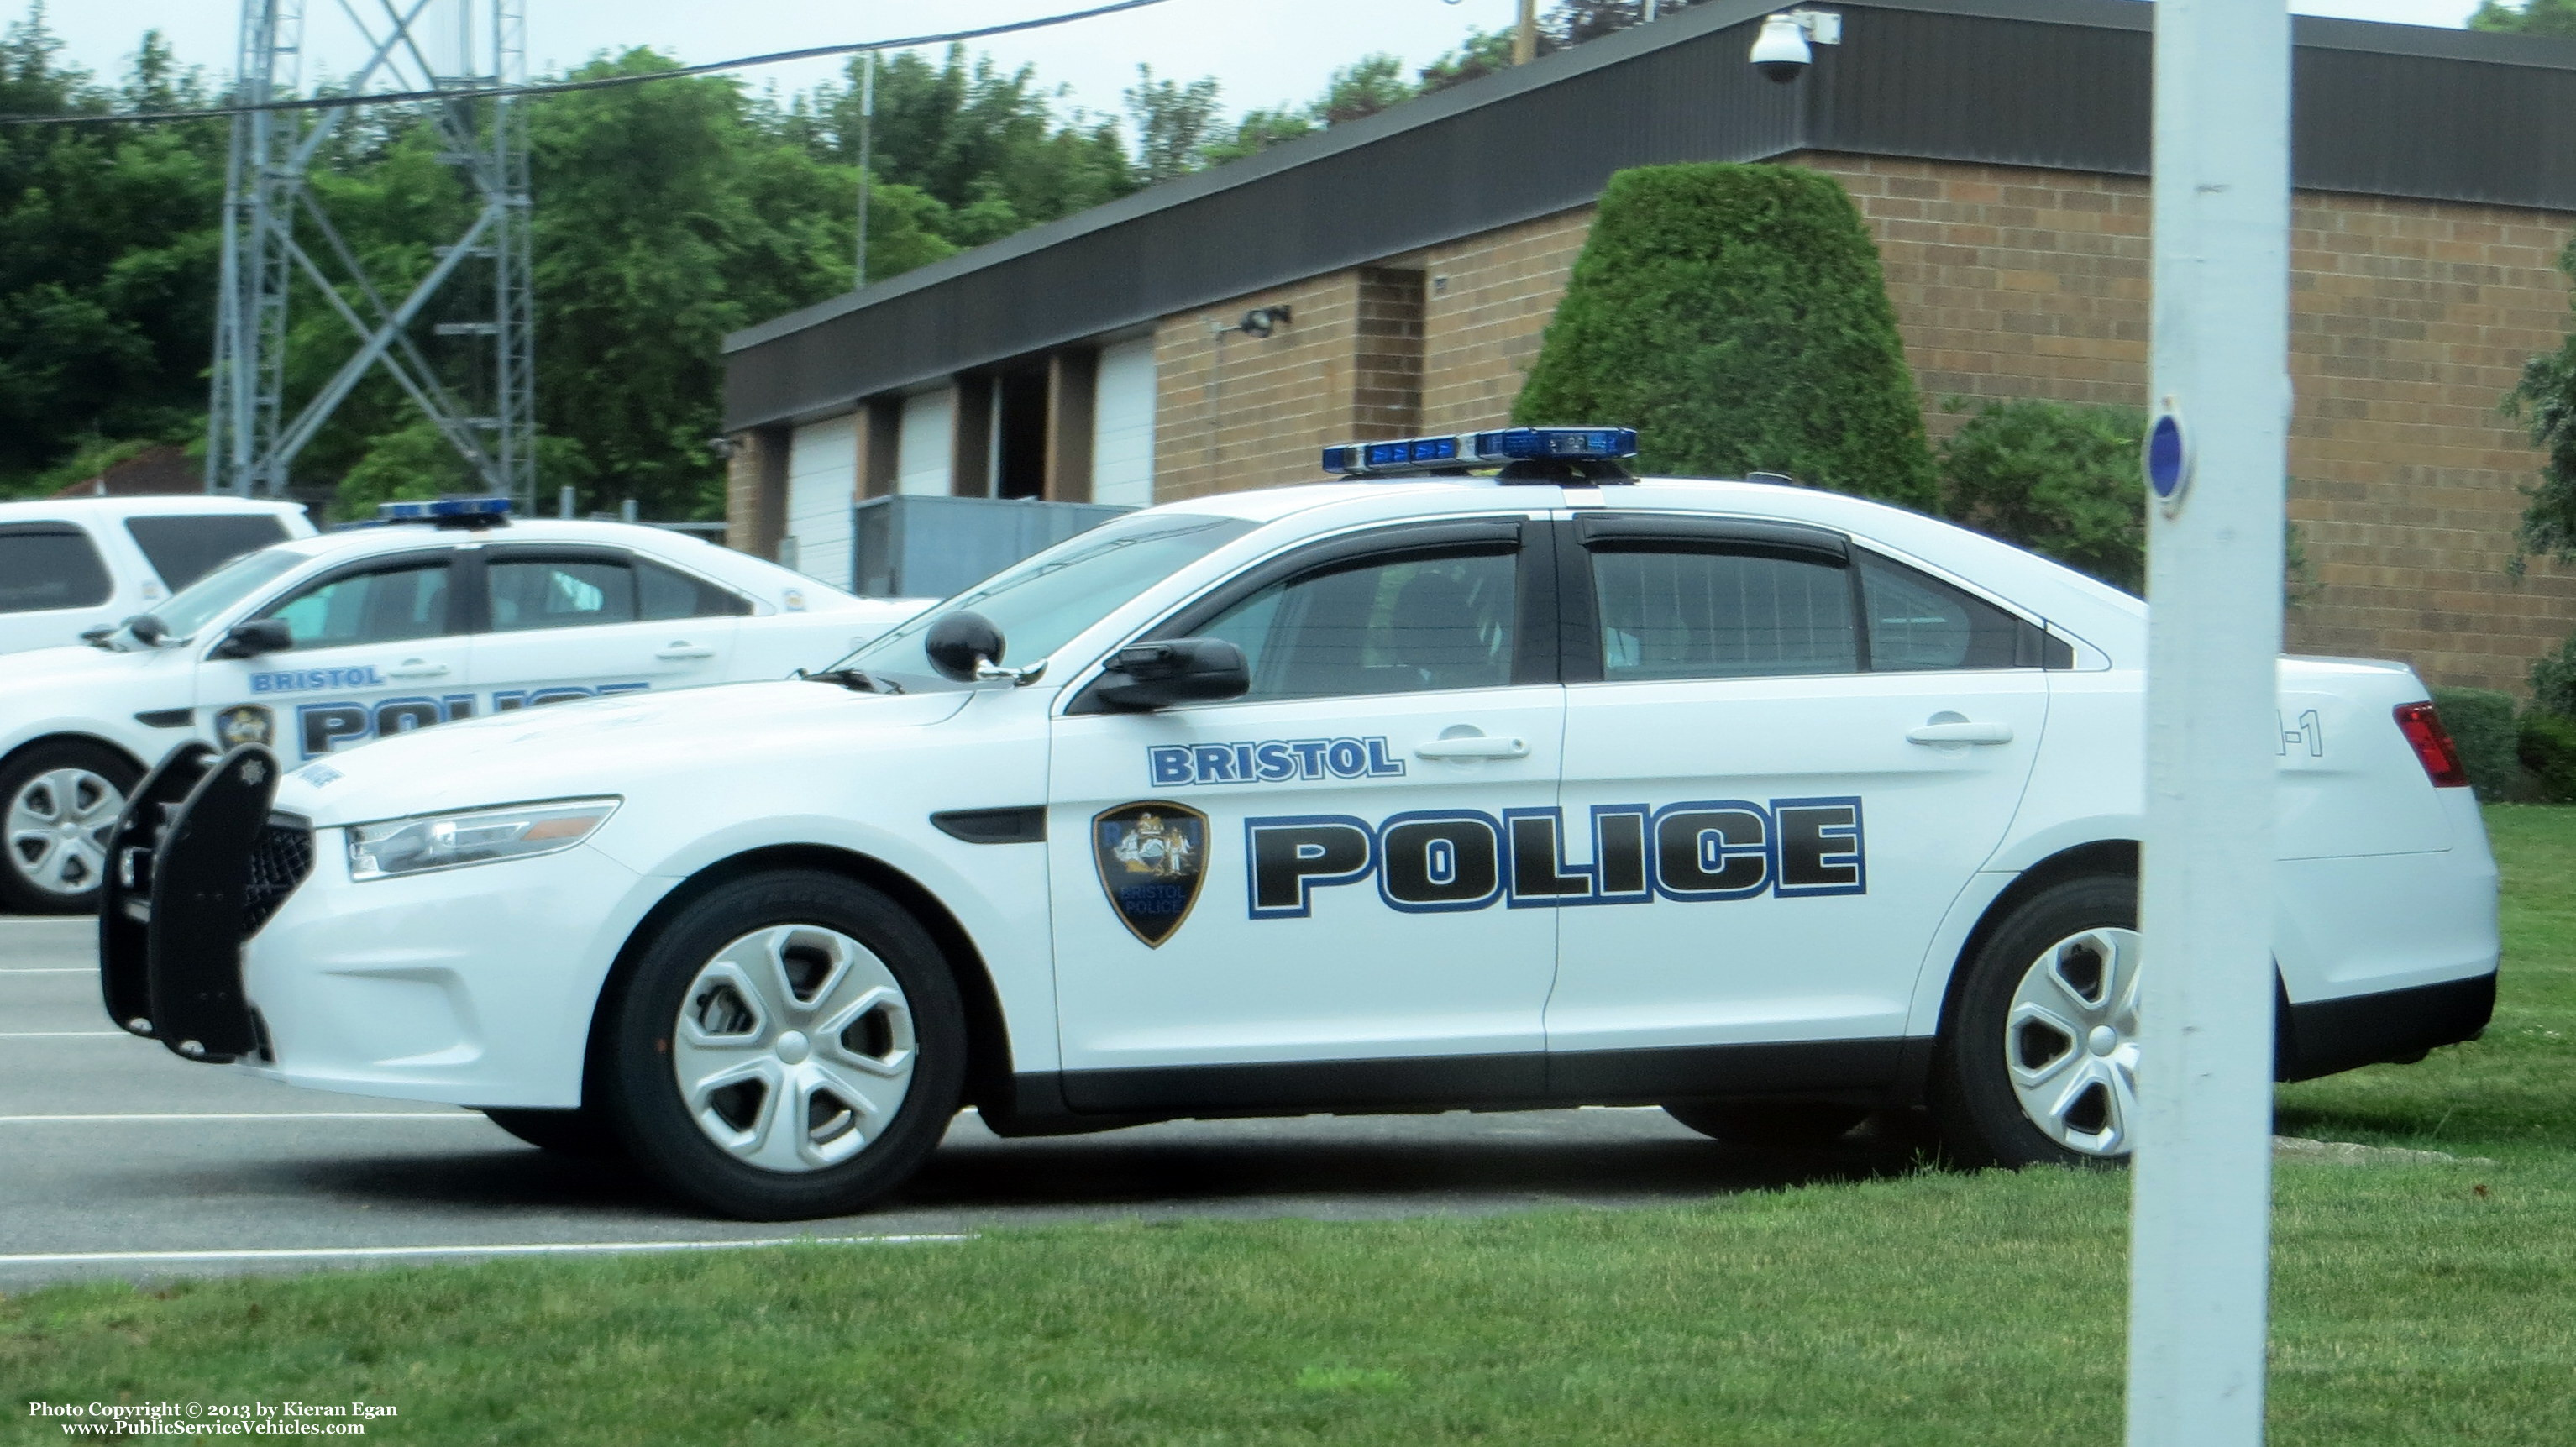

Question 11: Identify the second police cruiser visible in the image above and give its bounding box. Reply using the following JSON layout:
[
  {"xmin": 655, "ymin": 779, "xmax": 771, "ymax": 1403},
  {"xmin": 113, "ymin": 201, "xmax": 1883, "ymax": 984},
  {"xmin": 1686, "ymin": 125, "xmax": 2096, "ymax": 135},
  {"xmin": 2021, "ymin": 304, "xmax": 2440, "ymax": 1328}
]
[
  {"xmin": 1, "ymin": 499, "xmax": 923, "ymax": 914},
  {"xmin": 101, "ymin": 430, "xmax": 2500, "ymax": 1219}
]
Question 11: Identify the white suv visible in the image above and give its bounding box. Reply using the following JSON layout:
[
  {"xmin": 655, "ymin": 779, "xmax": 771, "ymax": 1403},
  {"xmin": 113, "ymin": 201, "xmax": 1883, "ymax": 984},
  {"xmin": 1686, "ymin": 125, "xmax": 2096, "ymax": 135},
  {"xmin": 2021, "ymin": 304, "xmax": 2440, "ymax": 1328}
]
[{"xmin": 0, "ymin": 496, "xmax": 315, "ymax": 656}]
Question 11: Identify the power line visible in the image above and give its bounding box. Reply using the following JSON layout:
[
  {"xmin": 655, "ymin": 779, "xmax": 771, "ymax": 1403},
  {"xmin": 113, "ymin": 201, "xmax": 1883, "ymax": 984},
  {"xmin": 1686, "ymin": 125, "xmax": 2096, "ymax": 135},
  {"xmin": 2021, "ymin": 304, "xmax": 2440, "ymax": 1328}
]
[{"xmin": 0, "ymin": 0, "xmax": 1184, "ymax": 128}]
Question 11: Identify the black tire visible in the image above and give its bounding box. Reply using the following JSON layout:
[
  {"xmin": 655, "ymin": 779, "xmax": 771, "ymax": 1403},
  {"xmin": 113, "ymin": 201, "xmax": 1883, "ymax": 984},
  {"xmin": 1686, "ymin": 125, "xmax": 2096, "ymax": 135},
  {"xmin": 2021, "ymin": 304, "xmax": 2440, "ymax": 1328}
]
[
  {"xmin": 599, "ymin": 869, "xmax": 966, "ymax": 1220},
  {"xmin": 0, "ymin": 739, "xmax": 141, "ymax": 915},
  {"xmin": 1931, "ymin": 873, "xmax": 2138, "ymax": 1169},
  {"xmin": 481, "ymin": 1106, "xmax": 627, "ymax": 1161},
  {"xmin": 1662, "ymin": 1101, "xmax": 1870, "ymax": 1146}
]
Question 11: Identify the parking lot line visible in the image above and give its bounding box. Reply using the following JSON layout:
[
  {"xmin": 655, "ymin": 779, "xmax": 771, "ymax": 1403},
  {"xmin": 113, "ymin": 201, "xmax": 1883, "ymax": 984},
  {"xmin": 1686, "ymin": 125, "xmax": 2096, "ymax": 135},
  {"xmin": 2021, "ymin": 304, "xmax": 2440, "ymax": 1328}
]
[
  {"xmin": 0, "ymin": 1235, "xmax": 973, "ymax": 1268},
  {"xmin": 0, "ymin": 1031, "xmax": 123, "ymax": 1039},
  {"xmin": 0, "ymin": 967, "xmax": 93, "ymax": 974},
  {"xmin": 0, "ymin": 1111, "xmax": 485, "ymax": 1124}
]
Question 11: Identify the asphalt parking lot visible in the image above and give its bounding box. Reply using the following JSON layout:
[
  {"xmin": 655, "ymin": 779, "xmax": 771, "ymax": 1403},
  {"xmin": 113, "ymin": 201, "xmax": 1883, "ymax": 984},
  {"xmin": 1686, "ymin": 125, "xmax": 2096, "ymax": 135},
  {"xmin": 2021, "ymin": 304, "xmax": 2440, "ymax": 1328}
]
[{"xmin": 0, "ymin": 915, "xmax": 1916, "ymax": 1292}]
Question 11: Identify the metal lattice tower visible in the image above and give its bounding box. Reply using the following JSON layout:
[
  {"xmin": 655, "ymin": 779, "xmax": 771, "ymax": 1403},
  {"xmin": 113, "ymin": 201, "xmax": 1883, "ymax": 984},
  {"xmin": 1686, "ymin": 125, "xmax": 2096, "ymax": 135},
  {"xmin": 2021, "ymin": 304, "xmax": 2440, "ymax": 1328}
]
[{"xmin": 207, "ymin": 0, "xmax": 535, "ymax": 506}]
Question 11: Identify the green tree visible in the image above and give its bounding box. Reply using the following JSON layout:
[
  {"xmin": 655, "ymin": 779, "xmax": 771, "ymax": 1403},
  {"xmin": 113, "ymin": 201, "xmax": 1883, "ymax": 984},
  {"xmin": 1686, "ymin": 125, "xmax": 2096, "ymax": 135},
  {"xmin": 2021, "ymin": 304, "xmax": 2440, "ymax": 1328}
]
[
  {"xmin": 812, "ymin": 47, "xmax": 1131, "ymax": 239},
  {"xmin": 1938, "ymin": 400, "xmax": 2146, "ymax": 592},
  {"xmin": 515, "ymin": 50, "xmax": 874, "ymax": 522},
  {"xmin": 1125, "ymin": 65, "xmax": 1220, "ymax": 184},
  {"xmin": 2468, "ymin": 0, "xmax": 2576, "ymax": 38},
  {"xmin": 1513, "ymin": 162, "xmax": 1937, "ymax": 508},
  {"xmin": 0, "ymin": 11, "xmax": 227, "ymax": 493},
  {"xmin": 2506, "ymin": 237, "xmax": 2576, "ymax": 571}
]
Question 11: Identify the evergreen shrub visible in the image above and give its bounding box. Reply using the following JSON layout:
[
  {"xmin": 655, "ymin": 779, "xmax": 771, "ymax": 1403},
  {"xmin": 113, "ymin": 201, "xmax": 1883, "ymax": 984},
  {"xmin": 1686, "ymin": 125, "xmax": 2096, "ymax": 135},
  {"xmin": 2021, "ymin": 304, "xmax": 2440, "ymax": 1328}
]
[
  {"xmin": 2520, "ymin": 710, "xmax": 2576, "ymax": 803},
  {"xmin": 1937, "ymin": 399, "xmax": 2145, "ymax": 592},
  {"xmin": 1513, "ymin": 163, "xmax": 1937, "ymax": 508},
  {"xmin": 2529, "ymin": 630, "xmax": 2576, "ymax": 719},
  {"xmin": 2432, "ymin": 687, "xmax": 2520, "ymax": 801}
]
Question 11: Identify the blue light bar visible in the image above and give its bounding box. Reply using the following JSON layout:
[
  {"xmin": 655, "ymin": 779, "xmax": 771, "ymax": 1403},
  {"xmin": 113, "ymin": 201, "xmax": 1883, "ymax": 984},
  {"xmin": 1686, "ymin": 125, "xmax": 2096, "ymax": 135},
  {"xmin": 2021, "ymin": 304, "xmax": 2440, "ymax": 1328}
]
[
  {"xmin": 377, "ymin": 496, "xmax": 512, "ymax": 522},
  {"xmin": 1321, "ymin": 427, "xmax": 1639, "ymax": 477}
]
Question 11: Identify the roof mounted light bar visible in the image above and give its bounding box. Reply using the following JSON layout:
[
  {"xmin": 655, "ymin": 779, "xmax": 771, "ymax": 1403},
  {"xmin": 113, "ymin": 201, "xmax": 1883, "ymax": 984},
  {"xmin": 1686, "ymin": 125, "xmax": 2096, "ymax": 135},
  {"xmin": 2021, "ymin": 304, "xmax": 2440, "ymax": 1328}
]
[
  {"xmin": 1321, "ymin": 427, "xmax": 1640, "ymax": 483},
  {"xmin": 374, "ymin": 496, "xmax": 513, "ymax": 530}
]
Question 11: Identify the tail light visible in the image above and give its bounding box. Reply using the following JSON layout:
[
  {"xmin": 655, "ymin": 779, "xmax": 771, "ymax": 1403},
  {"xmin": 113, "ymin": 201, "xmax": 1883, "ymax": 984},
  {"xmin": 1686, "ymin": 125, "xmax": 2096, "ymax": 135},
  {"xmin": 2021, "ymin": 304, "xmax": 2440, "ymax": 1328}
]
[{"xmin": 2393, "ymin": 702, "xmax": 2470, "ymax": 789}]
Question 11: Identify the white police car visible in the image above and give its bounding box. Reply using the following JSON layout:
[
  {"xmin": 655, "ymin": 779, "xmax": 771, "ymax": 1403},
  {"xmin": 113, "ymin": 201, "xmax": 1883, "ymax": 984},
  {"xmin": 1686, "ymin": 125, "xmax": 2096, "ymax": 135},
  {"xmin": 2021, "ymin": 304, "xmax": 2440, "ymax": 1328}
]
[
  {"xmin": 102, "ymin": 430, "xmax": 2499, "ymax": 1220},
  {"xmin": 4, "ymin": 498, "xmax": 923, "ymax": 914}
]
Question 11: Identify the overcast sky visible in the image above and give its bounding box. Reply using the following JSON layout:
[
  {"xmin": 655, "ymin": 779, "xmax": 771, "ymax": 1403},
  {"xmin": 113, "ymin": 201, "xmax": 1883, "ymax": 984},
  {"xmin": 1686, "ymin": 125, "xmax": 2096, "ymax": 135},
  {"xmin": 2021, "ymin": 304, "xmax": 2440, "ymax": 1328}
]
[{"xmin": 30, "ymin": 0, "xmax": 2489, "ymax": 131}]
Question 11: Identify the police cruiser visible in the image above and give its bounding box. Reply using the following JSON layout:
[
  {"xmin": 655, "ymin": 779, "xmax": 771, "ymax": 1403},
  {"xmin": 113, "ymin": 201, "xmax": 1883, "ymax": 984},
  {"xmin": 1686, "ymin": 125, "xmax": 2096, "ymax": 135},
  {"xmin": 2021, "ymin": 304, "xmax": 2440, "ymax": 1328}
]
[
  {"xmin": 98, "ymin": 430, "xmax": 2498, "ymax": 1219},
  {"xmin": 3, "ymin": 497, "xmax": 923, "ymax": 914}
]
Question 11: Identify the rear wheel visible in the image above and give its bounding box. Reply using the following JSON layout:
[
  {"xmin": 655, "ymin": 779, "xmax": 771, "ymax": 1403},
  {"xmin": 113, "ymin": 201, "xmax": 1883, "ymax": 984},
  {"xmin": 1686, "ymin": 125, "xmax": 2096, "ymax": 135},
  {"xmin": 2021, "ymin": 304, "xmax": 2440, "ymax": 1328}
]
[
  {"xmin": 1931, "ymin": 874, "xmax": 2140, "ymax": 1168},
  {"xmin": 0, "ymin": 740, "xmax": 140, "ymax": 915},
  {"xmin": 1663, "ymin": 1101, "xmax": 1870, "ymax": 1147},
  {"xmin": 600, "ymin": 870, "xmax": 965, "ymax": 1219}
]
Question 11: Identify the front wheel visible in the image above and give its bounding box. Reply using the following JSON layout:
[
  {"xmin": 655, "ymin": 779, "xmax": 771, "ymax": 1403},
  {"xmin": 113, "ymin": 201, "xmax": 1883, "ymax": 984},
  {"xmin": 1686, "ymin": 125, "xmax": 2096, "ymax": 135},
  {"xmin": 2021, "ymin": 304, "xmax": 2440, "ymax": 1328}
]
[
  {"xmin": 1931, "ymin": 874, "xmax": 2140, "ymax": 1168},
  {"xmin": 599, "ymin": 870, "xmax": 966, "ymax": 1219},
  {"xmin": 0, "ymin": 740, "xmax": 140, "ymax": 915}
]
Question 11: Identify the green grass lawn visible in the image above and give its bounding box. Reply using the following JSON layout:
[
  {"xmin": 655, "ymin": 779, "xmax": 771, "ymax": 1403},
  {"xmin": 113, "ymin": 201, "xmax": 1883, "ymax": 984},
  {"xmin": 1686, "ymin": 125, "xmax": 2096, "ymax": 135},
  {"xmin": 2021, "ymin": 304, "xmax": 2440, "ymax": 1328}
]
[{"xmin": 7, "ymin": 810, "xmax": 2573, "ymax": 1446}]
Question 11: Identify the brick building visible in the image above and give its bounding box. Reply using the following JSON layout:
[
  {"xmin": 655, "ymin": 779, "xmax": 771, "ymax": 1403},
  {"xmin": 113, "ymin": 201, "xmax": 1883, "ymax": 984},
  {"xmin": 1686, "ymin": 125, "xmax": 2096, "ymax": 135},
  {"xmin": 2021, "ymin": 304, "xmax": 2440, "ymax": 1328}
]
[{"xmin": 720, "ymin": 0, "xmax": 2576, "ymax": 694}]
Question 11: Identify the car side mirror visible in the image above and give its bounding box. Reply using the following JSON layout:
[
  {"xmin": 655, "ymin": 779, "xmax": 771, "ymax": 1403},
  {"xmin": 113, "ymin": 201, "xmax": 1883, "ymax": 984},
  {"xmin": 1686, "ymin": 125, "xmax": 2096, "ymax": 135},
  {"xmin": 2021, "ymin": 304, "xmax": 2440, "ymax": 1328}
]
[
  {"xmin": 212, "ymin": 617, "xmax": 292, "ymax": 659},
  {"xmin": 924, "ymin": 610, "xmax": 1007, "ymax": 683},
  {"xmin": 1092, "ymin": 637, "xmax": 1251, "ymax": 711}
]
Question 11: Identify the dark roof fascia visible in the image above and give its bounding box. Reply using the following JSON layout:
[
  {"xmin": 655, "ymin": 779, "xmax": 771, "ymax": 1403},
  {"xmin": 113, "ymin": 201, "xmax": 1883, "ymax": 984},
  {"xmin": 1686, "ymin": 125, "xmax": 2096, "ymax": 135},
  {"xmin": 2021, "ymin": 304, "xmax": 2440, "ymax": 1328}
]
[{"xmin": 722, "ymin": 0, "xmax": 1786, "ymax": 357}]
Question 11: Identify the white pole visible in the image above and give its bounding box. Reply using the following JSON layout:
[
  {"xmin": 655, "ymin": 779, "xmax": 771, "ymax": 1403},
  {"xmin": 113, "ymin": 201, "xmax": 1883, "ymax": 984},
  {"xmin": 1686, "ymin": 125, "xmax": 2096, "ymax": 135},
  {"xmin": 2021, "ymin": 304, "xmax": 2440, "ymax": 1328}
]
[
  {"xmin": 856, "ymin": 51, "xmax": 876, "ymax": 287},
  {"xmin": 2127, "ymin": 0, "xmax": 2290, "ymax": 1441}
]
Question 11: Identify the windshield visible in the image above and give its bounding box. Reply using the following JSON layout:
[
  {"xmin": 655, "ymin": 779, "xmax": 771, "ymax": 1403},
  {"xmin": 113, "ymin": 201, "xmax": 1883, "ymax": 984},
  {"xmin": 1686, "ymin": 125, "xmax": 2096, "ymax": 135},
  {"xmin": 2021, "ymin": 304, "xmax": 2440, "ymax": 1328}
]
[
  {"xmin": 150, "ymin": 547, "xmax": 307, "ymax": 640},
  {"xmin": 837, "ymin": 512, "xmax": 1257, "ymax": 685}
]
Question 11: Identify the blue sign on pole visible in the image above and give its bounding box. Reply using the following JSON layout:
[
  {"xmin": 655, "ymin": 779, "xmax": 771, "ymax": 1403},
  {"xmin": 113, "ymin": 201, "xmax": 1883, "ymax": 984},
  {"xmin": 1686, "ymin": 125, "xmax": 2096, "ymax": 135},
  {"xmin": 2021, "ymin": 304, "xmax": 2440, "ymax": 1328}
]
[{"xmin": 2146, "ymin": 404, "xmax": 2191, "ymax": 515}]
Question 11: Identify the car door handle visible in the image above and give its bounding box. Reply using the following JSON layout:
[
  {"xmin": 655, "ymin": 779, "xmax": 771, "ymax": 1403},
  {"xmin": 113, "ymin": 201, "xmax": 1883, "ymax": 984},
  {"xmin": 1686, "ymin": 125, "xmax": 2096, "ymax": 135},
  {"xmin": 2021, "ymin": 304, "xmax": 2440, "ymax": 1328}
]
[
  {"xmin": 1907, "ymin": 721, "xmax": 2015, "ymax": 746},
  {"xmin": 1414, "ymin": 736, "xmax": 1530, "ymax": 760},
  {"xmin": 386, "ymin": 661, "xmax": 450, "ymax": 679},
  {"xmin": 655, "ymin": 643, "xmax": 718, "ymax": 660}
]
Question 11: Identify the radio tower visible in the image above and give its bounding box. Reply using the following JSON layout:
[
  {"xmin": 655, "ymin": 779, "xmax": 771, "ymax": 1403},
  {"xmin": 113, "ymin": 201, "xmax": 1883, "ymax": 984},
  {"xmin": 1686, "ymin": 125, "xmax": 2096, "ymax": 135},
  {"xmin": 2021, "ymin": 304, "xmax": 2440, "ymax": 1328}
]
[{"xmin": 206, "ymin": 0, "xmax": 535, "ymax": 508}]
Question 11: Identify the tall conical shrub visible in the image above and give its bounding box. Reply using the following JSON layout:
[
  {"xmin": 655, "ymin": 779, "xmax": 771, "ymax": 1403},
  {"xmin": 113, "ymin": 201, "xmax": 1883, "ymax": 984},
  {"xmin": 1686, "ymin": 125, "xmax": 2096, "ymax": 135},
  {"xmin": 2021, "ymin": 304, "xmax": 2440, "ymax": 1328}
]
[{"xmin": 1513, "ymin": 162, "xmax": 1937, "ymax": 508}]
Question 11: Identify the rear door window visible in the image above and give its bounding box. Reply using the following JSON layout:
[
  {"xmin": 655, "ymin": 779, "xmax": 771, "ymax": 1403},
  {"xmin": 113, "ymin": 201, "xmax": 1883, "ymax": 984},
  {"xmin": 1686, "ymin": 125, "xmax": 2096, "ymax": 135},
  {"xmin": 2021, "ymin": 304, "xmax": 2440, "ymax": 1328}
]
[
  {"xmin": 124, "ymin": 514, "xmax": 293, "ymax": 592},
  {"xmin": 0, "ymin": 525, "xmax": 113, "ymax": 614}
]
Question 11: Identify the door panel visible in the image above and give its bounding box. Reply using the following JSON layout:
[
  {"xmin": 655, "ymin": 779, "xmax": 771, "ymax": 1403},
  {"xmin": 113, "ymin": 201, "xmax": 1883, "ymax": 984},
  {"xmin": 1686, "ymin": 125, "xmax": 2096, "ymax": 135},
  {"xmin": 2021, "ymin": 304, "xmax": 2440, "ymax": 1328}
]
[
  {"xmin": 1546, "ymin": 522, "xmax": 2051, "ymax": 1059},
  {"xmin": 1047, "ymin": 527, "xmax": 1565, "ymax": 1097},
  {"xmin": 462, "ymin": 548, "xmax": 742, "ymax": 709},
  {"xmin": 193, "ymin": 553, "xmax": 470, "ymax": 761}
]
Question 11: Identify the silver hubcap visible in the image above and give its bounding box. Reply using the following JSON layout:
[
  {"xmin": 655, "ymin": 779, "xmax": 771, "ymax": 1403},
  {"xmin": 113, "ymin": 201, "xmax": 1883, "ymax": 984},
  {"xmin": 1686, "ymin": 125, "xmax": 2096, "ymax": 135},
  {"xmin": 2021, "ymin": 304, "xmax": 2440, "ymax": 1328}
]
[
  {"xmin": 2004, "ymin": 926, "xmax": 2142, "ymax": 1157},
  {"xmin": 672, "ymin": 925, "xmax": 917, "ymax": 1173},
  {"xmin": 6, "ymin": 767, "xmax": 123, "ymax": 897}
]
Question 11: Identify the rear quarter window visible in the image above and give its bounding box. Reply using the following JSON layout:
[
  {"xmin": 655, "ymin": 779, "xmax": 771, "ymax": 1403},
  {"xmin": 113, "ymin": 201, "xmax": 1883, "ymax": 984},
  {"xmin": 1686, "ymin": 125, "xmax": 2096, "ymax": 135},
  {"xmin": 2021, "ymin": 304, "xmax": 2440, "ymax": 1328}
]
[
  {"xmin": 0, "ymin": 525, "xmax": 113, "ymax": 614},
  {"xmin": 124, "ymin": 513, "xmax": 293, "ymax": 592}
]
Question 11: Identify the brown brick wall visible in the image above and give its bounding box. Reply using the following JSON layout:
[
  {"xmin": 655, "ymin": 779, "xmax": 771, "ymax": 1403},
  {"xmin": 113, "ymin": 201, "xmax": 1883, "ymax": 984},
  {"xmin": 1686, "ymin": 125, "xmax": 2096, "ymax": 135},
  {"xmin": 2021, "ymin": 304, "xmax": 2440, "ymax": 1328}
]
[
  {"xmin": 722, "ymin": 426, "xmax": 787, "ymax": 559},
  {"xmin": 1154, "ymin": 275, "xmax": 1368, "ymax": 501},
  {"xmin": 1145, "ymin": 155, "xmax": 2576, "ymax": 694},
  {"xmin": 1805, "ymin": 152, "xmax": 2576, "ymax": 694},
  {"xmin": 1419, "ymin": 210, "xmax": 1598, "ymax": 434},
  {"xmin": 1352, "ymin": 267, "xmax": 1427, "ymax": 439}
]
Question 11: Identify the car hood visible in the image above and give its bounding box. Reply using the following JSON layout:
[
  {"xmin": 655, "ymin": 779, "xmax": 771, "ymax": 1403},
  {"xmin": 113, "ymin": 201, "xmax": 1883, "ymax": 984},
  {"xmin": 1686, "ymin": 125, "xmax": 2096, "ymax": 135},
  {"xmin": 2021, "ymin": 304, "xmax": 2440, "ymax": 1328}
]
[
  {"xmin": 0, "ymin": 643, "xmax": 185, "ymax": 730},
  {"xmin": 272, "ymin": 679, "xmax": 974, "ymax": 826}
]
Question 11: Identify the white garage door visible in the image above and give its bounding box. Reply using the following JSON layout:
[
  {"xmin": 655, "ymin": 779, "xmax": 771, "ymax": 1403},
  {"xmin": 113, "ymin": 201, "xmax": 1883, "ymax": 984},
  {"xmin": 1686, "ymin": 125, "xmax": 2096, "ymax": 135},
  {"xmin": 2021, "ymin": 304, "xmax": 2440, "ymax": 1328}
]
[
  {"xmin": 784, "ymin": 414, "xmax": 859, "ymax": 590},
  {"xmin": 1091, "ymin": 338, "xmax": 1157, "ymax": 507},
  {"xmin": 896, "ymin": 389, "xmax": 955, "ymax": 496}
]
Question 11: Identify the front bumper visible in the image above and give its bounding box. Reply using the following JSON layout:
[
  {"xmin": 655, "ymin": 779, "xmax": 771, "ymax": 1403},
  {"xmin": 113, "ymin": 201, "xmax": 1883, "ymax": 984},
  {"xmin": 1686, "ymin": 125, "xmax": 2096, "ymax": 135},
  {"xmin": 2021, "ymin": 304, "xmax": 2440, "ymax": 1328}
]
[
  {"xmin": 102, "ymin": 744, "xmax": 668, "ymax": 1109},
  {"xmin": 237, "ymin": 837, "xmax": 658, "ymax": 1107}
]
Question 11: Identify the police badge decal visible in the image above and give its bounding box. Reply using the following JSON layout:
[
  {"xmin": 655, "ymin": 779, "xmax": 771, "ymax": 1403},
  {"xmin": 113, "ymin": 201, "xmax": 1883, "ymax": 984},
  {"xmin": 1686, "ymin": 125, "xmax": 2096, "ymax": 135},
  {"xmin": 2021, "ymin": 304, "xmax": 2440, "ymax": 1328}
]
[
  {"xmin": 215, "ymin": 705, "xmax": 275, "ymax": 748},
  {"xmin": 1092, "ymin": 801, "xmax": 1208, "ymax": 947}
]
